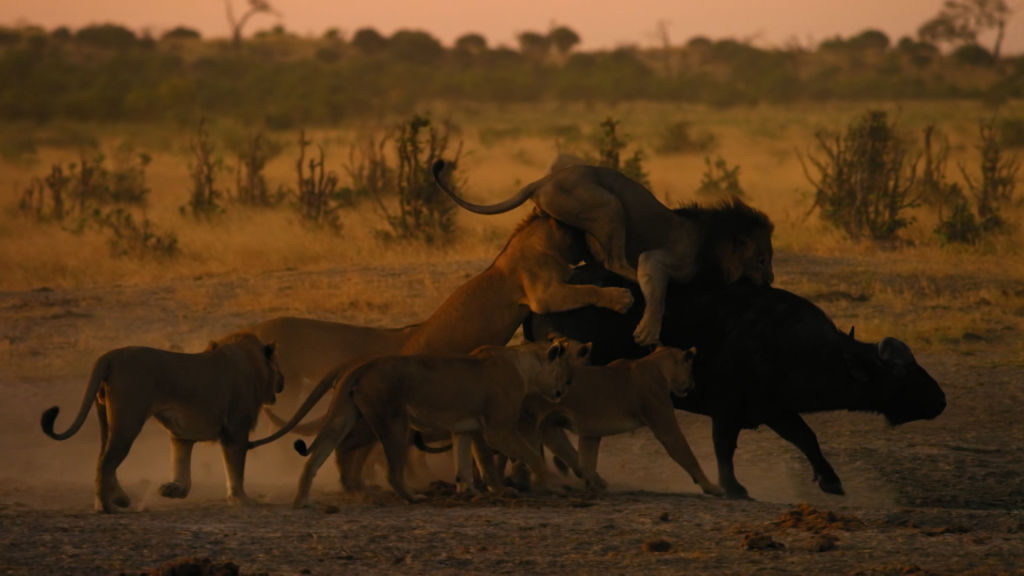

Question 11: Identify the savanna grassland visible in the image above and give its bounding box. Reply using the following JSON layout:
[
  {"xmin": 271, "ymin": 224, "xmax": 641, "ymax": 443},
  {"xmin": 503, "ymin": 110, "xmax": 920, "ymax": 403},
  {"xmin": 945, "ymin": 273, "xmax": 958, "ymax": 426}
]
[{"xmin": 1, "ymin": 97, "xmax": 1023, "ymax": 576}]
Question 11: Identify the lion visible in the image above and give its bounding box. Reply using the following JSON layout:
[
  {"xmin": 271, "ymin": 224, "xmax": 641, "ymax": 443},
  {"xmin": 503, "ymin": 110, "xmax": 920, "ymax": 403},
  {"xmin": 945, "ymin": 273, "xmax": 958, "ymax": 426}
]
[
  {"xmin": 256, "ymin": 339, "xmax": 589, "ymax": 507},
  {"xmin": 432, "ymin": 159, "xmax": 774, "ymax": 346},
  {"xmin": 521, "ymin": 345, "xmax": 722, "ymax": 496},
  {"xmin": 251, "ymin": 211, "xmax": 633, "ymax": 489},
  {"xmin": 40, "ymin": 332, "xmax": 284, "ymax": 513}
]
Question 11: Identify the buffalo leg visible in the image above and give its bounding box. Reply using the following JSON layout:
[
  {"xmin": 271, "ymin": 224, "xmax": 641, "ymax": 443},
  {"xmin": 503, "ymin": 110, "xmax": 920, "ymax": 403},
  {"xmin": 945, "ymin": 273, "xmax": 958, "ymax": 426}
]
[
  {"xmin": 711, "ymin": 418, "xmax": 749, "ymax": 499},
  {"xmin": 764, "ymin": 413, "xmax": 844, "ymax": 495}
]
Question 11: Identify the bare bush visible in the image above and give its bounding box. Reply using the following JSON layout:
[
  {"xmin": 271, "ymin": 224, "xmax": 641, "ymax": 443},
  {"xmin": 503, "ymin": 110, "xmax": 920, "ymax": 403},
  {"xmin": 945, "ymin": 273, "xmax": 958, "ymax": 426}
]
[
  {"xmin": 183, "ymin": 119, "xmax": 224, "ymax": 219},
  {"xmin": 695, "ymin": 155, "xmax": 745, "ymax": 199},
  {"xmin": 92, "ymin": 208, "xmax": 179, "ymax": 259},
  {"xmin": 373, "ymin": 115, "xmax": 462, "ymax": 244},
  {"xmin": 594, "ymin": 117, "xmax": 650, "ymax": 188},
  {"xmin": 233, "ymin": 132, "xmax": 283, "ymax": 206},
  {"xmin": 801, "ymin": 110, "xmax": 920, "ymax": 241},
  {"xmin": 959, "ymin": 119, "xmax": 1020, "ymax": 234},
  {"xmin": 293, "ymin": 130, "xmax": 343, "ymax": 230}
]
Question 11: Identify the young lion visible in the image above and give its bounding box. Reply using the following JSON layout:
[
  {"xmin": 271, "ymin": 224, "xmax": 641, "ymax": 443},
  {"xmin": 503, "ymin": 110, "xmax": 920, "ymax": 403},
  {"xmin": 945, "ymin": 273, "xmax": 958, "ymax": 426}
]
[
  {"xmin": 433, "ymin": 159, "xmax": 774, "ymax": 345},
  {"xmin": 522, "ymin": 345, "xmax": 722, "ymax": 496},
  {"xmin": 283, "ymin": 339, "xmax": 590, "ymax": 507},
  {"xmin": 40, "ymin": 333, "xmax": 284, "ymax": 513}
]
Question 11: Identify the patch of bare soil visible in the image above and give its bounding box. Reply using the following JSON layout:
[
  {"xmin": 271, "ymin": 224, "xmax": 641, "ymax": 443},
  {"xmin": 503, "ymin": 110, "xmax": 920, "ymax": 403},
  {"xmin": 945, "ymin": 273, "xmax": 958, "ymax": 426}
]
[{"xmin": 1, "ymin": 252, "xmax": 1023, "ymax": 575}]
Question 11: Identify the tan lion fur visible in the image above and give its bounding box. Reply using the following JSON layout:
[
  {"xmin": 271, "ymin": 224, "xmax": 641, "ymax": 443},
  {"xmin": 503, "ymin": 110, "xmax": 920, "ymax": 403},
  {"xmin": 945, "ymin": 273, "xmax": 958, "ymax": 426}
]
[
  {"xmin": 40, "ymin": 332, "xmax": 284, "ymax": 512},
  {"xmin": 288, "ymin": 339, "xmax": 589, "ymax": 507},
  {"xmin": 522, "ymin": 346, "xmax": 722, "ymax": 496}
]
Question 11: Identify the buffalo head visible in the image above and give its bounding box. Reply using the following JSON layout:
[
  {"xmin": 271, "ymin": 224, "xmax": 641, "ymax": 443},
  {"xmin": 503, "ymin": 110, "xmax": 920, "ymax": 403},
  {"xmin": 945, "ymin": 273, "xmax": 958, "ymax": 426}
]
[{"xmin": 874, "ymin": 337, "xmax": 946, "ymax": 425}]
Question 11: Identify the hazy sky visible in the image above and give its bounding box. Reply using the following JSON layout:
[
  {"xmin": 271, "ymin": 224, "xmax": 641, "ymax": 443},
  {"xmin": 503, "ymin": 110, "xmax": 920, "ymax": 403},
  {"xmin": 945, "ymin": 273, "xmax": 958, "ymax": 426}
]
[{"xmin": 3, "ymin": 0, "xmax": 1022, "ymax": 54}]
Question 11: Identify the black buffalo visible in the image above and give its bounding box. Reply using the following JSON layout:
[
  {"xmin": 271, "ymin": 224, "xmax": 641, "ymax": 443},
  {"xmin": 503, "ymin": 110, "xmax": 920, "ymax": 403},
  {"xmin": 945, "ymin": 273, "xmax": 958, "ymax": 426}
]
[{"xmin": 525, "ymin": 267, "xmax": 946, "ymax": 499}]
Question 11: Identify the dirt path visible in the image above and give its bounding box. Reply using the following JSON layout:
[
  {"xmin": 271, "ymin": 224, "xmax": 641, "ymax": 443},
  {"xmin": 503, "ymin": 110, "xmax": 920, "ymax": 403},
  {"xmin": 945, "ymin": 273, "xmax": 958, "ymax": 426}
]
[{"xmin": 1, "ymin": 252, "xmax": 1023, "ymax": 575}]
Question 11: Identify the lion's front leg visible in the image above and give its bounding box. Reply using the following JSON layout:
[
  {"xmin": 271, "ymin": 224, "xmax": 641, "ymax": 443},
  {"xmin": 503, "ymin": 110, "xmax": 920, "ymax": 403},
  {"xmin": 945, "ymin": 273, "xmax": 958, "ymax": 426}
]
[
  {"xmin": 525, "ymin": 277, "xmax": 634, "ymax": 315},
  {"xmin": 633, "ymin": 250, "xmax": 673, "ymax": 346},
  {"xmin": 159, "ymin": 437, "xmax": 194, "ymax": 499},
  {"xmin": 578, "ymin": 436, "xmax": 609, "ymax": 492},
  {"xmin": 452, "ymin": 432, "xmax": 477, "ymax": 493}
]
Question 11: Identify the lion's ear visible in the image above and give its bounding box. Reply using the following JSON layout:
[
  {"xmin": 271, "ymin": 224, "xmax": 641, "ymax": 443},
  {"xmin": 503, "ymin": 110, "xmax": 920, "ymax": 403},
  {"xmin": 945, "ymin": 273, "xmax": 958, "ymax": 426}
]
[
  {"xmin": 263, "ymin": 342, "xmax": 277, "ymax": 359},
  {"xmin": 683, "ymin": 346, "xmax": 697, "ymax": 362},
  {"xmin": 547, "ymin": 342, "xmax": 566, "ymax": 360},
  {"xmin": 577, "ymin": 342, "xmax": 592, "ymax": 361}
]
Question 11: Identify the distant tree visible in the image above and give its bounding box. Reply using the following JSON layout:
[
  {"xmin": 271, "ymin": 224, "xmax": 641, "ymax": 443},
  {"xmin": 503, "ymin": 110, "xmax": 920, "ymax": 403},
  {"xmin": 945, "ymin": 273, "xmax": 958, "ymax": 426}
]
[
  {"xmin": 455, "ymin": 32, "xmax": 487, "ymax": 55},
  {"xmin": 323, "ymin": 28, "xmax": 340, "ymax": 40},
  {"xmin": 848, "ymin": 29, "xmax": 890, "ymax": 51},
  {"xmin": 517, "ymin": 31, "xmax": 550, "ymax": 59},
  {"xmin": 75, "ymin": 24, "xmax": 137, "ymax": 49},
  {"xmin": 50, "ymin": 26, "xmax": 71, "ymax": 41},
  {"xmin": 918, "ymin": 0, "xmax": 1012, "ymax": 59},
  {"xmin": 161, "ymin": 26, "xmax": 201, "ymax": 41},
  {"xmin": 685, "ymin": 36, "xmax": 713, "ymax": 51},
  {"xmin": 352, "ymin": 27, "xmax": 388, "ymax": 54},
  {"xmin": 388, "ymin": 29, "xmax": 443, "ymax": 63},
  {"xmin": 548, "ymin": 25, "xmax": 581, "ymax": 55},
  {"xmin": 225, "ymin": 0, "xmax": 278, "ymax": 48},
  {"xmin": 896, "ymin": 36, "xmax": 940, "ymax": 67},
  {"xmin": 952, "ymin": 42, "xmax": 995, "ymax": 65}
]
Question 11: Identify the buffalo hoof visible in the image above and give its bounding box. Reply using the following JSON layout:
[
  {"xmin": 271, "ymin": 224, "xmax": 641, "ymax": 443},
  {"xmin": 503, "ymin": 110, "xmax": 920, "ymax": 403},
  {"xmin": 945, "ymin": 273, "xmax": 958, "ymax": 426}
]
[
  {"xmin": 159, "ymin": 482, "xmax": 190, "ymax": 499},
  {"xmin": 722, "ymin": 481, "xmax": 751, "ymax": 500},
  {"xmin": 818, "ymin": 477, "xmax": 845, "ymax": 495}
]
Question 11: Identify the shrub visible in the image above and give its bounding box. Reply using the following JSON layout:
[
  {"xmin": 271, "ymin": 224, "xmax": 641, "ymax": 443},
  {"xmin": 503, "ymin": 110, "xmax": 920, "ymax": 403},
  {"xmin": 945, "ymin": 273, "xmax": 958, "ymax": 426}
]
[
  {"xmin": 374, "ymin": 114, "xmax": 462, "ymax": 244},
  {"xmin": 594, "ymin": 117, "xmax": 650, "ymax": 188},
  {"xmin": 182, "ymin": 119, "xmax": 224, "ymax": 219},
  {"xmin": 695, "ymin": 156, "xmax": 745, "ymax": 198},
  {"xmin": 958, "ymin": 119, "xmax": 1020, "ymax": 234},
  {"xmin": 801, "ymin": 110, "xmax": 920, "ymax": 241},
  {"xmin": 232, "ymin": 132, "xmax": 284, "ymax": 206},
  {"xmin": 655, "ymin": 120, "xmax": 717, "ymax": 154},
  {"xmin": 92, "ymin": 208, "xmax": 179, "ymax": 259},
  {"xmin": 292, "ymin": 130, "xmax": 344, "ymax": 231}
]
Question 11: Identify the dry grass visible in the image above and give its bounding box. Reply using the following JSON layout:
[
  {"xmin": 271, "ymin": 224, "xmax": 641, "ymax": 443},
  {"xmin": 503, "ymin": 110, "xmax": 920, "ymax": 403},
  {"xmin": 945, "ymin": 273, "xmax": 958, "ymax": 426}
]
[{"xmin": 1, "ymin": 100, "xmax": 1022, "ymax": 295}]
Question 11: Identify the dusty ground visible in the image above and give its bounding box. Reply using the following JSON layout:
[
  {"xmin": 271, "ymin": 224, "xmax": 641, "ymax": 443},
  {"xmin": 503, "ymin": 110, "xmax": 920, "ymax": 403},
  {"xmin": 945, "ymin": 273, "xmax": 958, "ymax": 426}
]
[{"xmin": 1, "ymin": 251, "xmax": 1023, "ymax": 575}]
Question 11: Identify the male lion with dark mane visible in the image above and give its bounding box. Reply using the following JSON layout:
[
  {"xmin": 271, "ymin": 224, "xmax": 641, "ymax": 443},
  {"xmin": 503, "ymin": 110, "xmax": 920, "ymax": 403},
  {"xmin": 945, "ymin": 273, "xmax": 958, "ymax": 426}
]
[
  {"xmin": 433, "ymin": 159, "xmax": 775, "ymax": 345},
  {"xmin": 41, "ymin": 332, "xmax": 283, "ymax": 512}
]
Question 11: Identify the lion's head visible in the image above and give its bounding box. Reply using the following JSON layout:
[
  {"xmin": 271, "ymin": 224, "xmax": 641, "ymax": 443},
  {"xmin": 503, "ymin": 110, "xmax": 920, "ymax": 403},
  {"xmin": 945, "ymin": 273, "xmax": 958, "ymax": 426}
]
[
  {"xmin": 650, "ymin": 346, "xmax": 697, "ymax": 398},
  {"xmin": 677, "ymin": 198, "xmax": 775, "ymax": 286}
]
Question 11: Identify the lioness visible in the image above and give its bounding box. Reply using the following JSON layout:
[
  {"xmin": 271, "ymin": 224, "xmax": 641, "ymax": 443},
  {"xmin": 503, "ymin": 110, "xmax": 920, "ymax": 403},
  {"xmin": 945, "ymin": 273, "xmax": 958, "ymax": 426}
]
[
  {"xmin": 275, "ymin": 339, "xmax": 589, "ymax": 507},
  {"xmin": 41, "ymin": 332, "xmax": 284, "ymax": 512},
  {"xmin": 522, "ymin": 346, "xmax": 722, "ymax": 496},
  {"xmin": 433, "ymin": 159, "xmax": 774, "ymax": 345},
  {"xmin": 254, "ymin": 211, "xmax": 632, "ymax": 489}
]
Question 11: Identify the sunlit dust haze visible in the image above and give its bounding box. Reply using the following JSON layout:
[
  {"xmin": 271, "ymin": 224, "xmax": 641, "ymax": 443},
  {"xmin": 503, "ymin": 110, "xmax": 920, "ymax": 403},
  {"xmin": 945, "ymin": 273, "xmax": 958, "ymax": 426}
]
[{"xmin": 4, "ymin": 0, "xmax": 1024, "ymax": 54}]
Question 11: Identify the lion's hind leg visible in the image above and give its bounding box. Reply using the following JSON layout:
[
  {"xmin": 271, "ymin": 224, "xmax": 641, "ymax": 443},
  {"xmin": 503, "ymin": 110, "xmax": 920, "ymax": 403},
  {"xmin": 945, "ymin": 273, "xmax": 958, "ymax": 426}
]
[
  {"xmin": 221, "ymin": 438, "xmax": 255, "ymax": 506},
  {"xmin": 293, "ymin": 400, "xmax": 360, "ymax": 509},
  {"xmin": 94, "ymin": 402, "xmax": 146, "ymax": 513},
  {"xmin": 544, "ymin": 181, "xmax": 636, "ymax": 282}
]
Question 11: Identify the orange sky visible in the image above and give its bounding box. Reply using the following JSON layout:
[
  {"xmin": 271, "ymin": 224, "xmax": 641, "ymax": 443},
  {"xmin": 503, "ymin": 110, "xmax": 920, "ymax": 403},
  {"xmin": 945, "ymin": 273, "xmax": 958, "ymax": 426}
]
[{"xmin": 2, "ymin": 0, "xmax": 1022, "ymax": 54}]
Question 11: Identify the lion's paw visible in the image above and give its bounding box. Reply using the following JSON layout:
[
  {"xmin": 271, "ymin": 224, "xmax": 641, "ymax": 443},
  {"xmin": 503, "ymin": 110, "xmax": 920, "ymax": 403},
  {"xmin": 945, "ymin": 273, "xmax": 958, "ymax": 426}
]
[
  {"xmin": 585, "ymin": 475, "xmax": 609, "ymax": 492},
  {"xmin": 158, "ymin": 482, "xmax": 189, "ymax": 499},
  {"xmin": 606, "ymin": 288, "xmax": 635, "ymax": 314},
  {"xmin": 632, "ymin": 320, "xmax": 661, "ymax": 347}
]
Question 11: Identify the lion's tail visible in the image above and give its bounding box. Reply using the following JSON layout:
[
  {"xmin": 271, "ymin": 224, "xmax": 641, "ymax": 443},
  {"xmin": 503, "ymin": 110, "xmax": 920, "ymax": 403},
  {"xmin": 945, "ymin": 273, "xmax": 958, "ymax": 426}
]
[
  {"xmin": 41, "ymin": 351, "xmax": 111, "ymax": 440},
  {"xmin": 295, "ymin": 392, "xmax": 361, "ymax": 458},
  {"xmin": 247, "ymin": 365, "xmax": 341, "ymax": 449},
  {"xmin": 262, "ymin": 407, "xmax": 328, "ymax": 436},
  {"xmin": 432, "ymin": 158, "xmax": 537, "ymax": 215}
]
